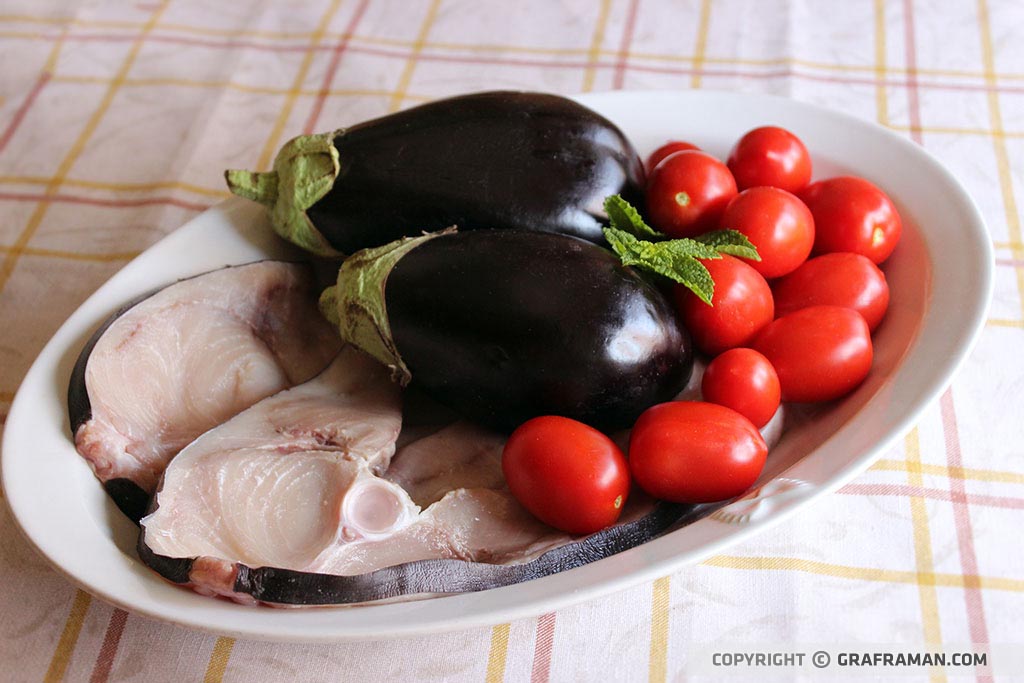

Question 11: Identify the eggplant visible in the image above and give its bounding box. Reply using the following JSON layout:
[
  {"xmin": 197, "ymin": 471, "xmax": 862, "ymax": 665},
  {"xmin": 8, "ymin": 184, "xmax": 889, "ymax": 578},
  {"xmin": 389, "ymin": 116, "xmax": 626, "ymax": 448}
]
[
  {"xmin": 320, "ymin": 230, "xmax": 693, "ymax": 431},
  {"xmin": 225, "ymin": 91, "xmax": 644, "ymax": 257}
]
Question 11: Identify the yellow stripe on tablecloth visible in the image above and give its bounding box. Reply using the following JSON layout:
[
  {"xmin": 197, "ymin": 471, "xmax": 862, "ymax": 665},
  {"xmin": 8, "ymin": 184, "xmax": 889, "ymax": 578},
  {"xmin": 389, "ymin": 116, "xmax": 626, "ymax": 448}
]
[
  {"xmin": 648, "ymin": 576, "xmax": 670, "ymax": 683},
  {"xmin": 987, "ymin": 318, "xmax": 1024, "ymax": 328},
  {"xmin": 0, "ymin": 29, "xmax": 45, "ymax": 40},
  {"xmin": 873, "ymin": 0, "xmax": 888, "ymax": 125},
  {"xmin": 203, "ymin": 637, "xmax": 235, "ymax": 683},
  {"xmin": 905, "ymin": 429, "xmax": 947, "ymax": 683},
  {"xmin": 0, "ymin": 1, "xmax": 168, "ymax": 299},
  {"xmin": 42, "ymin": 21, "xmax": 69, "ymax": 72},
  {"xmin": 704, "ymin": 555, "xmax": 1024, "ymax": 592},
  {"xmin": 254, "ymin": 0, "xmax": 344, "ymax": 170},
  {"xmin": 581, "ymin": 0, "xmax": 612, "ymax": 92},
  {"xmin": 0, "ymin": 245, "xmax": 140, "ymax": 262},
  {"xmin": 387, "ymin": 0, "xmax": 442, "ymax": 113},
  {"xmin": 34, "ymin": 72, "xmax": 1024, "ymax": 142},
  {"xmin": 485, "ymin": 623, "xmax": 511, "ymax": 683},
  {"xmin": 886, "ymin": 124, "xmax": 1024, "ymax": 139},
  {"xmin": 11, "ymin": 11, "xmax": 1024, "ymax": 84},
  {"xmin": 873, "ymin": 27, "xmax": 944, "ymax": 677},
  {"xmin": 0, "ymin": 173, "xmax": 230, "ymax": 199},
  {"xmin": 43, "ymin": 591, "xmax": 92, "ymax": 683},
  {"xmin": 49, "ymin": 75, "xmax": 432, "ymax": 105},
  {"xmin": 0, "ymin": 13, "xmax": 141, "ymax": 30},
  {"xmin": 618, "ymin": 51, "xmax": 1024, "ymax": 81},
  {"xmin": 690, "ymin": 0, "xmax": 713, "ymax": 89},
  {"xmin": 977, "ymin": 0, "xmax": 1024, "ymax": 322},
  {"xmin": 872, "ymin": 458, "xmax": 1024, "ymax": 486},
  {"xmin": 33, "ymin": 73, "xmax": 1024, "ymax": 141}
]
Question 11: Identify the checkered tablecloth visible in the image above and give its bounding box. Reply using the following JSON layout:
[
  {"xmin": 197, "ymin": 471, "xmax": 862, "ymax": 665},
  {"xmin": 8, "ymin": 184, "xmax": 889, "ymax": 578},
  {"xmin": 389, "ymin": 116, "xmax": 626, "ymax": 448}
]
[{"xmin": 1, "ymin": 1, "xmax": 1022, "ymax": 681}]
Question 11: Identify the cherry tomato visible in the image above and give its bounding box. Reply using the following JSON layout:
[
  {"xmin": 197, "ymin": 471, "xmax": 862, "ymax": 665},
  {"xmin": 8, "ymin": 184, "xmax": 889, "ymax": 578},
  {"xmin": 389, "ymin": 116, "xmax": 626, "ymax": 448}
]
[
  {"xmin": 674, "ymin": 255, "xmax": 774, "ymax": 356},
  {"xmin": 799, "ymin": 176, "xmax": 902, "ymax": 264},
  {"xmin": 752, "ymin": 305, "xmax": 872, "ymax": 403},
  {"xmin": 701, "ymin": 348, "xmax": 780, "ymax": 428},
  {"xmin": 772, "ymin": 252, "xmax": 890, "ymax": 331},
  {"xmin": 645, "ymin": 150, "xmax": 738, "ymax": 238},
  {"xmin": 629, "ymin": 401, "xmax": 767, "ymax": 503},
  {"xmin": 720, "ymin": 186, "xmax": 815, "ymax": 278},
  {"xmin": 502, "ymin": 415, "xmax": 630, "ymax": 534},
  {"xmin": 646, "ymin": 140, "xmax": 701, "ymax": 173},
  {"xmin": 727, "ymin": 126, "xmax": 812, "ymax": 193}
]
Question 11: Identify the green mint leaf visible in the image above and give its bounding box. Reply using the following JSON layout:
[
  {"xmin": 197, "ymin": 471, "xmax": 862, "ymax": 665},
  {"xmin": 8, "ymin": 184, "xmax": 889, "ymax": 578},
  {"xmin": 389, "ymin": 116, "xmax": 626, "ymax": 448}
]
[
  {"xmin": 694, "ymin": 229, "xmax": 761, "ymax": 261},
  {"xmin": 603, "ymin": 227, "xmax": 717, "ymax": 304},
  {"xmin": 671, "ymin": 256, "xmax": 715, "ymax": 305},
  {"xmin": 662, "ymin": 237, "xmax": 722, "ymax": 261},
  {"xmin": 604, "ymin": 195, "xmax": 664, "ymax": 240}
]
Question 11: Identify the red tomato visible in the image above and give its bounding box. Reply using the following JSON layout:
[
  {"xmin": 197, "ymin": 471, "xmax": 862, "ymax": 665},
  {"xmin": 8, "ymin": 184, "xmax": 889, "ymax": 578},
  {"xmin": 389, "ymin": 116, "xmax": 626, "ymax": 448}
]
[
  {"xmin": 502, "ymin": 416, "xmax": 630, "ymax": 534},
  {"xmin": 629, "ymin": 401, "xmax": 767, "ymax": 503},
  {"xmin": 720, "ymin": 186, "xmax": 815, "ymax": 278},
  {"xmin": 772, "ymin": 252, "xmax": 890, "ymax": 331},
  {"xmin": 645, "ymin": 150, "xmax": 738, "ymax": 238},
  {"xmin": 727, "ymin": 126, "xmax": 812, "ymax": 193},
  {"xmin": 752, "ymin": 305, "xmax": 873, "ymax": 403},
  {"xmin": 674, "ymin": 255, "xmax": 774, "ymax": 356},
  {"xmin": 701, "ymin": 348, "xmax": 781, "ymax": 428},
  {"xmin": 799, "ymin": 176, "xmax": 902, "ymax": 264},
  {"xmin": 646, "ymin": 140, "xmax": 701, "ymax": 173}
]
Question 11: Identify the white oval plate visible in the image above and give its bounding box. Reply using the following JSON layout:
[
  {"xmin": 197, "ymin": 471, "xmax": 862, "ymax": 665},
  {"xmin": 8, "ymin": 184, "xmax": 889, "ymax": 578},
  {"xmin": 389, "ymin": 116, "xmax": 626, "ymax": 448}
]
[{"xmin": 1, "ymin": 91, "xmax": 992, "ymax": 642}]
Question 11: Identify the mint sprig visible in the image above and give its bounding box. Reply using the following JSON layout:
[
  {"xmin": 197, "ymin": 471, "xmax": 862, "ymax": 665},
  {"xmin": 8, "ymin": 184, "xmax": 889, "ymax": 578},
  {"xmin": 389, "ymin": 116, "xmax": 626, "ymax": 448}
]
[
  {"xmin": 603, "ymin": 227, "xmax": 719, "ymax": 304},
  {"xmin": 601, "ymin": 195, "xmax": 761, "ymax": 305},
  {"xmin": 604, "ymin": 194, "xmax": 663, "ymax": 239},
  {"xmin": 693, "ymin": 229, "xmax": 761, "ymax": 261}
]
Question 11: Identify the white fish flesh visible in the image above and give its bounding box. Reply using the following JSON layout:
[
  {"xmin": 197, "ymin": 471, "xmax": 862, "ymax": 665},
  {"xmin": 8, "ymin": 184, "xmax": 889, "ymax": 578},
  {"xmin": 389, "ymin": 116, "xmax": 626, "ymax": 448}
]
[
  {"xmin": 142, "ymin": 347, "xmax": 406, "ymax": 573},
  {"xmin": 69, "ymin": 261, "xmax": 341, "ymax": 520}
]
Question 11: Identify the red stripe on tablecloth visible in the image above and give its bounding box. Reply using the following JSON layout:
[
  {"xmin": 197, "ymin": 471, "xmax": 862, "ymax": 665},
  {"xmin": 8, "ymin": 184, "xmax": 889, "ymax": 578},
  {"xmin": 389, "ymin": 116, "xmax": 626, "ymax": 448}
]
[
  {"xmin": 530, "ymin": 612, "xmax": 556, "ymax": 683},
  {"xmin": 941, "ymin": 389, "xmax": 991, "ymax": 681},
  {"xmin": 612, "ymin": 0, "xmax": 640, "ymax": 89},
  {"xmin": 89, "ymin": 609, "xmax": 128, "ymax": 683},
  {"xmin": 839, "ymin": 483, "xmax": 1024, "ymax": 510},
  {"xmin": 25, "ymin": 30, "xmax": 1024, "ymax": 97},
  {"xmin": 302, "ymin": 0, "xmax": 372, "ymax": 134},
  {"xmin": 0, "ymin": 71, "xmax": 50, "ymax": 154},
  {"xmin": 902, "ymin": 0, "xmax": 923, "ymax": 143},
  {"xmin": 0, "ymin": 191, "xmax": 209, "ymax": 212},
  {"xmin": 996, "ymin": 257, "xmax": 1024, "ymax": 267}
]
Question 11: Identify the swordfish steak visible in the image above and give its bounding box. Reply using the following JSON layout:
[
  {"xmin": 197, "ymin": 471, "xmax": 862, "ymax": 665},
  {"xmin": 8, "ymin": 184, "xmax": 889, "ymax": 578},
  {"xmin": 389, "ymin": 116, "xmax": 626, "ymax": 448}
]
[
  {"xmin": 140, "ymin": 346, "xmax": 407, "ymax": 597},
  {"xmin": 140, "ymin": 371, "xmax": 698, "ymax": 606},
  {"xmin": 69, "ymin": 261, "xmax": 341, "ymax": 521}
]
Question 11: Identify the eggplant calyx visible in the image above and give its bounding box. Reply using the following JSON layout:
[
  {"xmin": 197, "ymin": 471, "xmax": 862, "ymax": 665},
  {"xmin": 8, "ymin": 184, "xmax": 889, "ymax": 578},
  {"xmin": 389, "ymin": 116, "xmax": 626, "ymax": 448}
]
[
  {"xmin": 319, "ymin": 229, "xmax": 454, "ymax": 385},
  {"xmin": 225, "ymin": 129, "xmax": 345, "ymax": 258}
]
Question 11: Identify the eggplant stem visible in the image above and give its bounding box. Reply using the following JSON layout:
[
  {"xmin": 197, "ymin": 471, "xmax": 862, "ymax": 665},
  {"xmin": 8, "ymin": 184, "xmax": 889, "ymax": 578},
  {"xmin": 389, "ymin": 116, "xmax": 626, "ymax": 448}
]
[
  {"xmin": 222, "ymin": 129, "xmax": 345, "ymax": 258},
  {"xmin": 320, "ymin": 229, "xmax": 455, "ymax": 386},
  {"xmin": 225, "ymin": 169, "xmax": 279, "ymax": 206}
]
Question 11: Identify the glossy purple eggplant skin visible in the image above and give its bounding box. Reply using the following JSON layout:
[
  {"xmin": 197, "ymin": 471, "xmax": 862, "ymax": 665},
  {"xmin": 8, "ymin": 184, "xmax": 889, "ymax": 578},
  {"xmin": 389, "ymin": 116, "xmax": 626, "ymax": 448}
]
[
  {"xmin": 307, "ymin": 91, "xmax": 645, "ymax": 253},
  {"xmin": 384, "ymin": 230, "xmax": 692, "ymax": 432}
]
